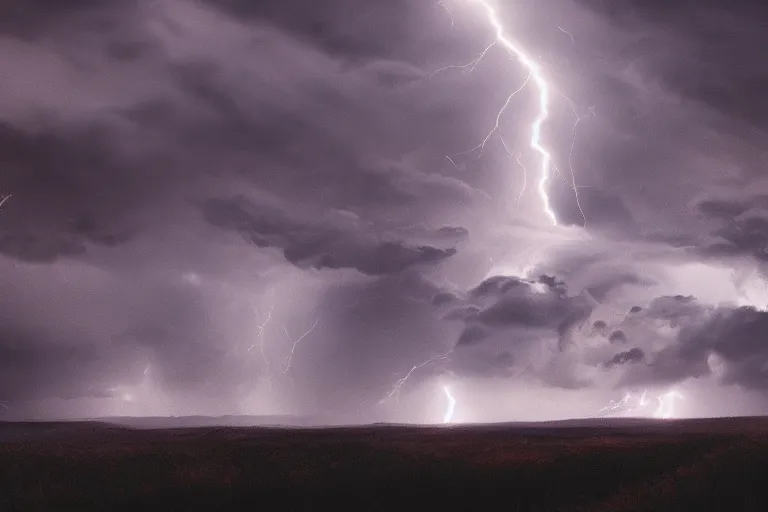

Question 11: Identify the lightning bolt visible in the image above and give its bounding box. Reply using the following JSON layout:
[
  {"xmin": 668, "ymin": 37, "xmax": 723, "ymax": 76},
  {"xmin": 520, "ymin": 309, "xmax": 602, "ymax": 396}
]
[
  {"xmin": 437, "ymin": 1, "xmax": 595, "ymax": 227},
  {"xmin": 598, "ymin": 388, "xmax": 683, "ymax": 419},
  {"xmin": 459, "ymin": 0, "xmax": 559, "ymax": 225},
  {"xmin": 381, "ymin": 351, "xmax": 453, "ymax": 403},
  {"xmin": 438, "ymin": 0, "xmax": 456, "ymax": 26},
  {"xmin": 598, "ymin": 390, "xmax": 634, "ymax": 416},
  {"xmin": 639, "ymin": 389, "xmax": 649, "ymax": 407},
  {"xmin": 442, "ymin": 385, "xmax": 456, "ymax": 424},
  {"xmin": 280, "ymin": 317, "xmax": 320, "ymax": 374},
  {"xmin": 654, "ymin": 390, "xmax": 683, "ymax": 419},
  {"xmin": 249, "ymin": 304, "xmax": 276, "ymax": 390},
  {"xmin": 557, "ymin": 24, "xmax": 575, "ymax": 44}
]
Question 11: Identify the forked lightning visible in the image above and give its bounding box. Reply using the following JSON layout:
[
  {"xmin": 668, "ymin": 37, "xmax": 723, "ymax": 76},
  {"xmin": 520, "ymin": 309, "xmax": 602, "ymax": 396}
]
[{"xmin": 440, "ymin": 0, "xmax": 592, "ymax": 226}]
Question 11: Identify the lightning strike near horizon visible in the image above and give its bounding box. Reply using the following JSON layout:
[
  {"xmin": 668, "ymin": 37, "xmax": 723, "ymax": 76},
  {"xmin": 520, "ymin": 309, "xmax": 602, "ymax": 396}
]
[
  {"xmin": 598, "ymin": 388, "xmax": 654, "ymax": 417},
  {"xmin": 442, "ymin": 386, "xmax": 456, "ymax": 424},
  {"xmin": 654, "ymin": 390, "xmax": 684, "ymax": 419},
  {"xmin": 381, "ymin": 351, "xmax": 453, "ymax": 403},
  {"xmin": 249, "ymin": 304, "xmax": 276, "ymax": 390},
  {"xmin": 280, "ymin": 317, "xmax": 320, "ymax": 374},
  {"xmin": 598, "ymin": 391, "xmax": 634, "ymax": 416}
]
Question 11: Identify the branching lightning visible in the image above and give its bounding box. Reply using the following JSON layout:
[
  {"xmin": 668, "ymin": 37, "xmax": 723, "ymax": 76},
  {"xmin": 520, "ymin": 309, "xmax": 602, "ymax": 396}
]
[
  {"xmin": 430, "ymin": 40, "xmax": 498, "ymax": 78},
  {"xmin": 559, "ymin": 95, "xmax": 595, "ymax": 227},
  {"xmin": 442, "ymin": 386, "xmax": 456, "ymax": 424},
  {"xmin": 598, "ymin": 388, "xmax": 684, "ymax": 419},
  {"xmin": 249, "ymin": 304, "xmax": 276, "ymax": 390},
  {"xmin": 280, "ymin": 317, "xmax": 320, "ymax": 374},
  {"xmin": 654, "ymin": 390, "xmax": 684, "ymax": 419},
  {"xmin": 458, "ymin": 73, "xmax": 532, "ymax": 159},
  {"xmin": 381, "ymin": 350, "xmax": 453, "ymax": 403},
  {"xmin": 456, "ymin": 0, "xmax": 559, "ymax": 225},
  {"xmin": 499, "ymin": 138, "xmax": 528, "ymax": 211},
  {"xmin": 436, "ymin": 1, "xmax": 596, "ymax": 226},
  {"xmin": 598, "ymin": 390, "xmax": 636, "ymax": 416}
]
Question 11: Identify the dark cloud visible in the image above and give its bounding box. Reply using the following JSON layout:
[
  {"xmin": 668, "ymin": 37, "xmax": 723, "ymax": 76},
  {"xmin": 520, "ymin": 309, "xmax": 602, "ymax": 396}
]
[
  {"xmin": 681, "ymin": 306, "xmax": 768, "ymax": 390},
  {"xmin": 199, "ymin": 0, "xmax": 417, "ymax": 61},
  {"xmin": 431, "ymin": 291, "xmax": 458, "ymax": 307},
  {"xmin": 590, "ymin": 320, "xmax": 609, "ymax": 337},
  {"xmin": 605, "ymin": 347, "xmax": 645, "ymax": 367},
  {"xmin": 469, "ymin": 275, "xmax": 531, "ymax": 299},
  {"xmin": 203, "ymin": 196, "xmax": 457, "ymax": 275},
  {"xmin": 0, "ymin": 123, "xmax": 150, "ymax": 262},
  {"xmin": 705, "ymin": 216, "xmax": 768, "ymax": 262},
  {"xmin": 435, "ymin": 226, "xmax": 469, "ymax": 240},
  {"xmin": 644, "ymin": 295, "xmax": 707, "ymax": 327},
  {"xmin": 444, "ymin": 305, "xmax": 480, "ymax": 322},
  {"xmin": 2, "ymin": 0, "xmax": 768, "ymax": 421},
  {"xmin": 585, "ymin": 273, "xmax": 649, "ymax": 303},
  {"xmin": 0, "ymin": 0, "xmax": 110, "ymax": 38},
  {"xmin": 614, "ymin": 299, "xmax": 768, "ymax": 390},
  {"xmin": 455, "ymin": 275, "xmax": 593, "ymax": 353},
  {"xmin": 0, "ymin": 334, "xmax": 105, "ymax": 402},
  {"xmin": 555, "ymin": 186, "xmax": 638, "ymax": 234},
  {"xmin": 453, "ymin": 350, "xmax": 518, "ymax": 379},
  {"xmin": 0, "ymin": 233, "xmax": 86, "ymax": 263},
  {"xmin": 693, "ymin": 195, "xmax": 768, "ymax": 263},
  {"xmin": 456, "ymin": 324, "xmax": 490, "ymax": 347},
  {"xmin": 579, "ymin": 0, "xmax": 768, "ymax": 127},
  {"xmin": 697, "ymin": 198, "xmax": 754, "ymax": 220},
  {"xmin": 608, "ymin": 330, "xmax": 628, "ymax": 344}
]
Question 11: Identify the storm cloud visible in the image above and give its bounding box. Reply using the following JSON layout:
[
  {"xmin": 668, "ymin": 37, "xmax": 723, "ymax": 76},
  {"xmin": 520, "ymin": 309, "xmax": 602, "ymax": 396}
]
[{"xmin": 2, "ymin": 0, "xmax": 768, "ymax": 422}]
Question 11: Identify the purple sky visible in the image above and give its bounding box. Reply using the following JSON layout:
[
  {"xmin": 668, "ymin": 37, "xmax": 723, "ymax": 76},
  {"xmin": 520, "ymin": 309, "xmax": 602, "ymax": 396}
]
[{"xmin": 2, "ymin": 0, "xmax": 768, "ymax": 423}]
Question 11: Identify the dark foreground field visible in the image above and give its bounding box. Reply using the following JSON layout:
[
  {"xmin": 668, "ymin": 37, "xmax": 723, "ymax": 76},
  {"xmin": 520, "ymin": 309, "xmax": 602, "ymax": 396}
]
[{"xmin": 3, "ymin": 417, "xmax": 768, "ymax": 511}]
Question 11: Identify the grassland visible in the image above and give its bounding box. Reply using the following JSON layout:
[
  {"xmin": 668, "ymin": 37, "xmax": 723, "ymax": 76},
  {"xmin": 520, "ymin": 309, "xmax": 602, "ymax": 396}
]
[{"xmin": 2, "ymin": 417, "xmax": 768, "ymax": 510}]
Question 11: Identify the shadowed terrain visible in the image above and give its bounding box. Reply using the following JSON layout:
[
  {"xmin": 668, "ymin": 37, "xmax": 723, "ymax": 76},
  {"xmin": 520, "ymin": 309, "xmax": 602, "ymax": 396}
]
[{"xmin": 3, "ymin": 417, "xmax": 768, "ymax": 511}]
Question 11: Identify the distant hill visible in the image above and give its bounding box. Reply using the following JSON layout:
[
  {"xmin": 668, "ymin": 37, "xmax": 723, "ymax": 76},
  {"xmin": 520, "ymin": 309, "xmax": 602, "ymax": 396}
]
[{"xmin": 88, "ymin": 414, "xmax": 324, "ymax": 429}]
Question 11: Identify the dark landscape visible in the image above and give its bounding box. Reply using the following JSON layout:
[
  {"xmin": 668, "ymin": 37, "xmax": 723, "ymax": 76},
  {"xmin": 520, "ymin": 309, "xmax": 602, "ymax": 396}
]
[{"xmin": 3, "ymin": 417, "xmax": 768, "ymax": 511}]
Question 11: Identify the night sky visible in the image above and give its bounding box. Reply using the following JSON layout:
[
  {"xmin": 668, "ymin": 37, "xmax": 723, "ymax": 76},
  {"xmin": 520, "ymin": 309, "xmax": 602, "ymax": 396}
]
[{"xmin": 2, "ymin": 0, "xmax": 768, "ymax": 423}]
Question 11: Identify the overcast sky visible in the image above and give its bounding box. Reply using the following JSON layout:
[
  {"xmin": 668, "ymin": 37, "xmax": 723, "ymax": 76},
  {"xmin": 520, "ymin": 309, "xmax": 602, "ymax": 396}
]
[{"xmin": 2, "ymin": 0, "xmax": 768, "ymax": 423}]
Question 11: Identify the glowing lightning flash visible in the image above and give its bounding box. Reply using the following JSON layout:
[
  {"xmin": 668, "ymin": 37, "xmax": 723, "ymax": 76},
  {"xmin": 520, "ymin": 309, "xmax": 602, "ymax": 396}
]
[
  {"xmin": 381, "ymin": 351, "xmax": 453, "ymax": 403},
  {"xmin": 639, "ymin": 389, "xmax": 649, "ymax": 407},
  {"xmin": 280, "ymin": 317, "xmax": 320, "ymax": 374},
  {"xmin": 654, "ymin": 390, "xmax": 684, "ymax": 419},
  {"xmin": 249, "ymin": 304, "xmax": 276, "ymax": 390},
  {"xmin": 438, "ymin": 0, "xmax": 456, "ymax": 25},
  {"xmin": 461, "ymin": 0, "xmax": 558, "ymax": 225},
  {"xmin": 599, "ymin": 388, "xmax": 684, "ymax": 419},
  {"xmin": 442, "ymin": 386, "xmax": 456, "ymax": 424}
]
